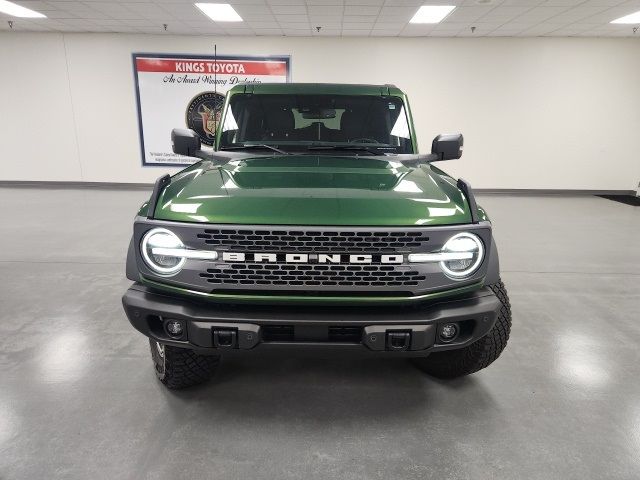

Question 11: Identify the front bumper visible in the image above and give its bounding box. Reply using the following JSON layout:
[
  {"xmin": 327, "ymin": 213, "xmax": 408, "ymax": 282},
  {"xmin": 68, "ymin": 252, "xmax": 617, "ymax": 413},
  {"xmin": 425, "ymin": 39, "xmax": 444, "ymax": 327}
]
[{"xmin": 122, "ymin": 284, "xmax": 501, "ymax": 356}]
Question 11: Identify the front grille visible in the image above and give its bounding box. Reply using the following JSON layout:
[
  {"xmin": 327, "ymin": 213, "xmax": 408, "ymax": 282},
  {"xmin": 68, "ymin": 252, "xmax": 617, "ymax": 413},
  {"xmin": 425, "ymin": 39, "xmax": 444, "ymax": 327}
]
[
  {"xmin": 136, "ymin": 221, "xmax": 492, "ymax": 296},
  {"xmin": 196, "ymin": 228, "xmax": 429, "ymax": 253},
  {"xmin": 199, "ymin": 263, "xmax": 427, "ymax": 288}
]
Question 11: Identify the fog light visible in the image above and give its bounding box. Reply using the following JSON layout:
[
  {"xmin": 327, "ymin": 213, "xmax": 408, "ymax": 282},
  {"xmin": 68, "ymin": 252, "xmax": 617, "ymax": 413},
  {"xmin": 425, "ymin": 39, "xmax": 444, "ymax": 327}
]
[
  {"xmin": 439, "ymin": 323, "xmax": 458, "ymax": 342},
  {"xmin": 165, "ymin": 319, "xmax": 184, "ymax": 338}
]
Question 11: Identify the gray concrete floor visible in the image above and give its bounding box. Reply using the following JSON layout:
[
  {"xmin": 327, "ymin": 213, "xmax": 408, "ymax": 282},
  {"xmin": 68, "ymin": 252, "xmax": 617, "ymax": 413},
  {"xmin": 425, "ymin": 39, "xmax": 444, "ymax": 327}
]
[{"xmin": 0, "ymin": 187, "xmax": 639, "ymax": 480}]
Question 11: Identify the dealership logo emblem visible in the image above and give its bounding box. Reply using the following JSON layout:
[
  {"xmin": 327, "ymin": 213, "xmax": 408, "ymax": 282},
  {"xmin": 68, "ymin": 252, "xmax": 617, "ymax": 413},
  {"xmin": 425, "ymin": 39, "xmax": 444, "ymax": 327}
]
[
  {"xmin": 185, "ymin": 92, "xmax": 225, "ymax": 146},
  {"xmin": 221, "ymin": 252, "xmax": 404, "ymax": 264}
]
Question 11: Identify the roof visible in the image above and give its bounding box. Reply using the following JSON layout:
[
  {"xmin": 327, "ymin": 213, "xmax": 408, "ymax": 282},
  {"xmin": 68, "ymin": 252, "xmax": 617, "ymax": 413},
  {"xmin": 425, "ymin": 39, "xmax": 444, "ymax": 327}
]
[{"xmin": 228, "ymin": 83, "xmax": 406, "ymax": 96}]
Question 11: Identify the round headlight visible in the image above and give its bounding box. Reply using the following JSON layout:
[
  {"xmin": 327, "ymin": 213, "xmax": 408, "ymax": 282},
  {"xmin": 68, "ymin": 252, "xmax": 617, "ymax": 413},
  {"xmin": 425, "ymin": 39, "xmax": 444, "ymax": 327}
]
[
  {"xmin": 440, "ymin": 232, "xmax": 484, "ymax": 279},
  {"xmin": 141, "ymin": 228, "xmax": 186, "ymax": 276}
]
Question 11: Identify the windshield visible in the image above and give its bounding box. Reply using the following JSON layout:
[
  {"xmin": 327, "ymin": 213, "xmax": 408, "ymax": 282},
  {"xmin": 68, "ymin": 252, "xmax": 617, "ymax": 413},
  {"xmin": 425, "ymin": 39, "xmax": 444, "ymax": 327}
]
[{"xmin": 219, "ymin": 94, "xmax": 414, "ymax": 154}]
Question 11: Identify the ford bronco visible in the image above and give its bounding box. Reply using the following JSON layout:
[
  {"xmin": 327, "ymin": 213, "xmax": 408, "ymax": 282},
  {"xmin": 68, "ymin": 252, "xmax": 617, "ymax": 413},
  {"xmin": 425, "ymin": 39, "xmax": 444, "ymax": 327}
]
[{"xmin": 122, "ymin": 83, "xmax": 512, "ymax": 389}]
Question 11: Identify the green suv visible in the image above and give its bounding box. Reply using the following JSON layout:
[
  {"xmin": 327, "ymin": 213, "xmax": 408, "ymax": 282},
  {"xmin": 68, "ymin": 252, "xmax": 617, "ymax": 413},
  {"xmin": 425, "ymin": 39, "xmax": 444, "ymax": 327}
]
[{"xmin": 122, "ymin": 83, "xmax": 512, "ymax": 389}]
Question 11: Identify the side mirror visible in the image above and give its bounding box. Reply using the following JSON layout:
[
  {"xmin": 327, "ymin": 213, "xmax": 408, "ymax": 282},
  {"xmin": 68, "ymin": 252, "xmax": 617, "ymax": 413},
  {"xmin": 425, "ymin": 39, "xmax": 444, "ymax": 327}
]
[
  {"xmin": 171, "ymin": 128, "xmax": 201, "ymax": 157},
  {"xmin": 432, "ymin": 133, "xmax": 463, "ymax": 160}
]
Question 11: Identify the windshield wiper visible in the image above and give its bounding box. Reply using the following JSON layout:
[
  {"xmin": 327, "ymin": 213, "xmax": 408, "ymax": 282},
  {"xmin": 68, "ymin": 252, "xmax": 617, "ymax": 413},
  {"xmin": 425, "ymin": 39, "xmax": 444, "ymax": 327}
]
[
  {"xmin": 220, "ymin": 144, "xmax": 292, "ymax": 155},
  {"xmin": 306, "ymin": 145, "xmax": 383, "ymax": 156}
]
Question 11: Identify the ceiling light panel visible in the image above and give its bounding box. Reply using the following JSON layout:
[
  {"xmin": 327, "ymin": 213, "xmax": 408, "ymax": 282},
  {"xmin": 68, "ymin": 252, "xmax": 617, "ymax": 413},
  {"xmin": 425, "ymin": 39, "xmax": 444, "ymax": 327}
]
[
  {"xmin": 610, "ymin": 11, "xmax": 640, "ymax": 24},
  {"xmin": 195, "ymin": 3, "xmax": 243, "ymax": 22},
  {"xmin": 0, "ymin": 0, "xmax": 46, "ymax": 18},
  {"xmin": 410, "ymin": 5, "xmax": 456, "ymax": 24}
]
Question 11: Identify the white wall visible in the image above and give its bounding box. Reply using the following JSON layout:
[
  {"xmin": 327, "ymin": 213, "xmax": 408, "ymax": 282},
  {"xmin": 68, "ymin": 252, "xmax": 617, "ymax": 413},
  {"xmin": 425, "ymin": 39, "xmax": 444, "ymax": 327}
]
[{"xmin": 1, "ymin": 32, "xmax": 639, "ymax": 190}]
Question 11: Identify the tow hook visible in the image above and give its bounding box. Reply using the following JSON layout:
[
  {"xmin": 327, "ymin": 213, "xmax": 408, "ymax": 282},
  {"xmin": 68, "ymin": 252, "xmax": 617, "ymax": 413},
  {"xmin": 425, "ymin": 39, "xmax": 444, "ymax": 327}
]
[
  {"xmin": 386, "ymin": 331, "xmax": 411, "ymax": 351},
  {"xmin": 362, "ymin": 325, "xmax": 436, "ymax": 351},
  {"xmin": 213, "ymin": 329, "xmax": 238, "ymax": 348}
]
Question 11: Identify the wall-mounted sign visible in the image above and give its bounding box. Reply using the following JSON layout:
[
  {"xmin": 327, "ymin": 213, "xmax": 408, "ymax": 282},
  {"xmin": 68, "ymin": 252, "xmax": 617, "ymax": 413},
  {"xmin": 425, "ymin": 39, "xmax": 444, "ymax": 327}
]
[{"xmin": 132, "ymin": 53, "xmax": 291, "ymax": 167}]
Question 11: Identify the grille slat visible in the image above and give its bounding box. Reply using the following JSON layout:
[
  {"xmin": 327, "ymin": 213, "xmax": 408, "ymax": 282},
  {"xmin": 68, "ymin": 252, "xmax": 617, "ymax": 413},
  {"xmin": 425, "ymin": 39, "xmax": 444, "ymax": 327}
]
[
  {"xmin": 197, "ymin": 228, "xmax": 429, "ymax": 252},
  {"xmin": 200, "ymin": 263, "xmax": 426, "ymax": 288}
]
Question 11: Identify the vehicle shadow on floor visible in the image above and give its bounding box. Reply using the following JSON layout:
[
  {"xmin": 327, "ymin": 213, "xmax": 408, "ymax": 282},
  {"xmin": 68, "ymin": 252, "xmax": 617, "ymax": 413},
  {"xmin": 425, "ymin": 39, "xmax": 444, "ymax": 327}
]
[{"xmin": 164, "ymin": 352, "xmax": 497, "ymax": 425}]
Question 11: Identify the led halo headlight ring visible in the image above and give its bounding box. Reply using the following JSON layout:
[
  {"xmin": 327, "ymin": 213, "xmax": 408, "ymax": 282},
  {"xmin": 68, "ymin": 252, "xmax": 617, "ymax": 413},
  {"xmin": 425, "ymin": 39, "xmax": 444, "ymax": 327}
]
[
  {"xmin": 439, "ymin": 232, "xmax": 484, "ymax": 279},
  {"xmin": 141, "ymin": 227, "xmax": 186, "ymax": 276},
  {"xmin": 407, "ymin": 232, "xmax": 485, "ymax": 279}
]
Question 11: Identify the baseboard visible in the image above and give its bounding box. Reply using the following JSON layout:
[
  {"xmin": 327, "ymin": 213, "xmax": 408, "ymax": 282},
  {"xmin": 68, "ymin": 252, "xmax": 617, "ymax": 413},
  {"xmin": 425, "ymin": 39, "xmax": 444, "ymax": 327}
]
[
  {"xmin": 597, "ymin": 194, "xmax": 640, "ymax": 206},
  {"xmin": 0, "ymin": 180, "xmax": 153, "ymax": 189},
  {"xmin": 474, "ymin": 188, "xmax": 637, "ymax": 196},
  {"xmin": 0, "ymin": 181, "xmax": 636, "ymax": 197}
]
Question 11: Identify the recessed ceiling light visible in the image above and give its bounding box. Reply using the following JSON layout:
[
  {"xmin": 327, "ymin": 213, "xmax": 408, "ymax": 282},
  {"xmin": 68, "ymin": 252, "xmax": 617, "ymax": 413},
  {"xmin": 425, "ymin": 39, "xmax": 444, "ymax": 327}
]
[
  {"xmin": 0, "ymin": 0, "xmax": 46, "ymax": 18},
  {"xmin": 195, "ymin": 3, "xmax": 243, "ymax": 22},
  {"xmin": 610, "ymin": 10, "xmax": 640, "ymax": 24},
  {"xmin": 410, "ymin": 5, "xmax": 456, "ymax": 24}
]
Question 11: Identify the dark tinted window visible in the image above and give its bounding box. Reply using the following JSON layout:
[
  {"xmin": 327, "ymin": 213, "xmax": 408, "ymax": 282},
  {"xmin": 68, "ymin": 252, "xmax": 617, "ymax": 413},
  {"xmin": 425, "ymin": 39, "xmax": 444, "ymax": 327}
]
[{"xmin": 219, "ymin": 94, "xmax": 413, "ymax": 154}]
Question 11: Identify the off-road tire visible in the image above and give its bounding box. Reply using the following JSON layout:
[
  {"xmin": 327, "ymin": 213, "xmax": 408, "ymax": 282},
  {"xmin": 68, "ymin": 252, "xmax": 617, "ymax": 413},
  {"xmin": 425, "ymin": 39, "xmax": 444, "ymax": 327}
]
[
  {"xmin": 413, "ymin": 281, "xmax": 512, "ymax": 379},
  {"xmin": 149, "ymin": 339, "xmax": 221, "ymax": 389}
]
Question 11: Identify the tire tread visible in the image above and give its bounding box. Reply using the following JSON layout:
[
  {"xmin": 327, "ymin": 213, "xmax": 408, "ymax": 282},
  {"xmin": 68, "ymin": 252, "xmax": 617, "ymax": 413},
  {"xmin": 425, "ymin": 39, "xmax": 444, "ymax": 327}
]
[{"xmin": 149, "ymin": 340, "xmax": 220, "ymax": 389}]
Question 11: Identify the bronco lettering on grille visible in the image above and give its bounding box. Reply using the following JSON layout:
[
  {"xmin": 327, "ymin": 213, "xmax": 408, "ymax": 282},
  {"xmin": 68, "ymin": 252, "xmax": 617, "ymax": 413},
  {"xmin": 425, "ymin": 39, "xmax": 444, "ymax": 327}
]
[{"xmin": 221, "ymin": 252, "xmax": 404, "ymax": 264}]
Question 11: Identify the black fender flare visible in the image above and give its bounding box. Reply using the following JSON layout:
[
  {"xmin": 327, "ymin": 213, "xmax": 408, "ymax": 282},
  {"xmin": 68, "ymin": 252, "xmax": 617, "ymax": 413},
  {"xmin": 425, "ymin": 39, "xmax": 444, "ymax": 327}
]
[
  {"xmin": 126, "ymin": 236, "xmax": 139, "ymax": 281},
  {"xmin": 484, "ymin": 239, "xmax": 501, "ymax": 285}
]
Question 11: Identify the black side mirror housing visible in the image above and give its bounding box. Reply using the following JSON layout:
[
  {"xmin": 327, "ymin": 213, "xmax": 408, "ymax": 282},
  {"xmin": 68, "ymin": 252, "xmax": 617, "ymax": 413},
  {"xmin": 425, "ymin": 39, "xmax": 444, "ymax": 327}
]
[
  {"xmin": 171, "ymin": 128, "xmax": 201, "ymax": 157},
  {"xmin": 432, "ymin": 134, "xmax": 463, "ymax": 160}
]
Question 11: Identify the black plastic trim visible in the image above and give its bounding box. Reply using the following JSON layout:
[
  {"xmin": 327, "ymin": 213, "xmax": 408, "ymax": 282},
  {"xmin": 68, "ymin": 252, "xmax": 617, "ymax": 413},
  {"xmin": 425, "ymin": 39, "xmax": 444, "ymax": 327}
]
[
  {"xmin": 146, "ymin": 174, "xmax": 170, "ymax": 219},
  {"xmin": 122, "ymin": 283, "xmax": 500, "ymax": 355},
  {"xmin": 485, "ymin": 240, "xmax": 500, "ymax": 285},
  {"xmin": 126, "ymin": 236, "xmax": 138, "ymax": 281},
  {"xmin": 457, "ymin": 178, "xmax": 479, "ymax": 224}
]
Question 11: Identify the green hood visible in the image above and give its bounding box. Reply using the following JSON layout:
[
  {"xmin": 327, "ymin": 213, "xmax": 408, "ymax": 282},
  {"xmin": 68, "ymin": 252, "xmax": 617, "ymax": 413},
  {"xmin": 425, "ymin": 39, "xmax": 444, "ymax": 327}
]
[{"xmin": 152, "ymin": 155, "xmax": 472, "ymax": 226}]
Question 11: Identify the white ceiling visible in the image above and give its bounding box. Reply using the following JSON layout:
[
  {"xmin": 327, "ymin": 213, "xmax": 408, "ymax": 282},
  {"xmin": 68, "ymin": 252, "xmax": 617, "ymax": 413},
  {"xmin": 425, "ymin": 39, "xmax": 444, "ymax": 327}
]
[{"xmin": 1, "ymin": 0, "xmax": 640, "ymax": 36}]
